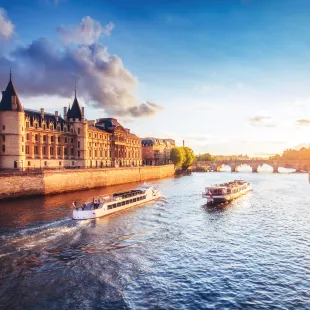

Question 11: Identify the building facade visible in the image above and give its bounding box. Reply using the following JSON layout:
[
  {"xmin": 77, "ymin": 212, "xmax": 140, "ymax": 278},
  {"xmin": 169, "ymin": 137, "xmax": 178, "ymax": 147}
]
[
  {"xmin": 142, "ymin": 138, "xmax": 175, "ymax": 165},
  {"xmin": 0, "ymin": 76, "xmax": 142, "ymax": 170}
]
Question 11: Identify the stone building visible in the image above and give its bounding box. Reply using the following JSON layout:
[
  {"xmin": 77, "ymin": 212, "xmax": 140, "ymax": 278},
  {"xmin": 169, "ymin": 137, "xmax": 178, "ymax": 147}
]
[
  {"xmin": 142, "ymin": 138, "xmax": 175, "ymax": 165},
  {"xmin": 0, "ymin": 75, "xmax": 142, "ymax": 170}
]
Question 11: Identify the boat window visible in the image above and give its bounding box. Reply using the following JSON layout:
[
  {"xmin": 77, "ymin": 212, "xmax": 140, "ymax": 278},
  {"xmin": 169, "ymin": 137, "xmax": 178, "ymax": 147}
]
[
  {"xmin": 126, "ymin": 200, "xmax": 130, "ymax": 205},
  {"xmin": 122, "ymin": 201, "xmax": 126, "ymax": 206},
  {"xmin": 113, "ymin": 204, "xmax": 116, "ymax": 208},
  {"xmin": 117, "ymin": 202, "xmax": 121, "ymax": 207},
  {"xmin": 129, "ymin": 199, "xmax": 133, "ymax": 203},
  {"xmin": 107, "ymin": 205, "xmax": 112, "ymax": 210},
  {"xmin": 143, "ymin": 195, "xmax": 146, "ymax": 199},
  {"xmin": 133, "ymin": 198, "xmax": 137, "ymax": 202}
]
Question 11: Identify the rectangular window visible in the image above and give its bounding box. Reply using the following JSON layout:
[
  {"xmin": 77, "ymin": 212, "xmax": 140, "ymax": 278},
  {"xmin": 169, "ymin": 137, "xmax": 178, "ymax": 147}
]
[
  {"xmin": 117, "ymin": 202, "xmax": 121, "ymax": 207},
  {"xmin": 22, "ymin": 145, "xmax": 24, "ymax": 152},
  {"xmin": 50, "ymin": 147, "xmax": 54, "ymax": 155},
  {"xmin": 28, "ymin": 161, "xmax": 31, "ymax": 166},
  {"xmin": 35, "ymin": 134, "xmax": 38, "ymax": 142},
  {"xmin": 34, "ymin": 146, "xmax": 38, "ymax": 155},
  {"xmin": 26, "ymin": 145, "xmax": 29, "ymax": 155},
  {"xmin": 43, "ymin": 135, "xmax": 46, "ymax": 142},
  {"xmin": 43, "ymin": 124, "xmax": 46, "ymax": 130},
  {"xmin": 78, "ymin": 151, "xmax": 80, "ymax": 158},
  {"xmin": 58, "ymin": 136, "xmax": 60, "ymax": 143},
  {"xmin": 57, "ymin": 147, "xmax": 60, "ymax": 156},
  {"xmin": 2, "ymin": 145, "xmax": 5, "ymax": 153},
  {"xmin": 26, "ymin": 133, "xmax": 29, "ymax": 140},
  {"xmin": 2, "ymin": 135, "xmax": 5, "ymax": 142},
  {"xmin": 78, "ymin": 141, "xmax": 80, "ymax": 148},
  {"xmin": 59, "ymin": 161, "xmax": 62, "ymax": 166},
  {"xmin": 89, "ymin": 150, "xmax": 92, "ymax": 157},
  {"xmin": 133, "ymin": 198, "xmax": 137, "ymax": 202},
  {"xmin": 42, "ymin": 146, "xmax": 46, "ymax": 155},
  {"xmin": 108, "ymin": 205, "xmax": 113, "ymax": 210},
  {"xmin": 51, "ymin": 136, "xmax": 54, "ymax": 143},
  {"xmin": 71, "ymin": 138, "xmax": 74, "ymax": 143},
  {"xmin": 65, "ymin": 137, "xmax": 68, "ymax": 143},
  {"xmin": 122, "ymin": 201, "xmax": 126, "ymax": 206},
  {"xmin": 71, "ymin": 148, "xmax": 74, "ymax": 156},
  {"xmin": 78, "ymin": 128, "xmax": 81, "ymax": 134},
  {"xmin": 95, "ymin": 150, "xmax": 97, "ymax": 157},
  {"xmin": 64, "ymin": 148, "xmax": 68, "ymax": 156}
]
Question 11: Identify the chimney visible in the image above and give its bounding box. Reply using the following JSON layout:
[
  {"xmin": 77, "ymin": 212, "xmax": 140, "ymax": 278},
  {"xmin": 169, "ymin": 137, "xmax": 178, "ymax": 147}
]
[
  {"xmin": 55, "ymin": 111, "xmax": 59, "ymax": 121},
  {"xmin": 81, "ymin": 107, "xmax": 84, "ymax": 119},
  {"xmin": 64, "ymin": 107, "xmax": 67, "ymax": 120},
  {"xmin": 40, "ymin": 108, "xmax": 44, "ymax": 119}
]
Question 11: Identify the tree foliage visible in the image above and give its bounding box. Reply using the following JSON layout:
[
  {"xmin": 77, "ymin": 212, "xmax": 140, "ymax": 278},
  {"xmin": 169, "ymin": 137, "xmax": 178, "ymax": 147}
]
[
  {"xmin": 170, "ymin": 146, "xmax": 195, "ymax": 169},
  {"xmin": 170, "ymin": 147, "xmax": 185, "ymax": 168},
  {"xmin": 271, "ymin": 147, "xmax": 310, "ymax": 160},
  {"xmin": 182, "ymin": 147, "xmax": 195, "ymax": 168}
]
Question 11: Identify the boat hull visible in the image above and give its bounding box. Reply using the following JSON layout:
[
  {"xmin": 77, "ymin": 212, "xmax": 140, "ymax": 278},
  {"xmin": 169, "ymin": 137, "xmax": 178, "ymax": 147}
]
[{"xmin": 203, "ymin": 184, "xmax": 251, "ymax": 204}]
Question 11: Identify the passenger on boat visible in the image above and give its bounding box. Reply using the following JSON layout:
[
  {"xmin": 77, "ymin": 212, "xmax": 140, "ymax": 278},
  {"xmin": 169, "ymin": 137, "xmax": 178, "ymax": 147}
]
[{"xmin": 82, "ymin": 203, "xmax": 86, "ymax": 211}]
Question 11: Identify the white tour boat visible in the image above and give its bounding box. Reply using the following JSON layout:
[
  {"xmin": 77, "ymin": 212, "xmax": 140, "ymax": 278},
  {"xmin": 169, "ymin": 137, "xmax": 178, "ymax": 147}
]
[
  {"xmin": 72, "ymin": 184, "xmax": 161, "ymax": 220},
  {"xmin": 202, "ymin": 179, "xmax": 251, "ymax": 204}
]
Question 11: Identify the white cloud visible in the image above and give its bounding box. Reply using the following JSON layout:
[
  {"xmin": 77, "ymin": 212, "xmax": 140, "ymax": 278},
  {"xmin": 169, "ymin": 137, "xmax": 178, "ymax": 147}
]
[
  {"xmin": 57, "ymin": 16, "xmax": 114, "ymax": 45},
  {"xmin": 0, "ymin": 8, "xmax": 14, "ymax": 40}
]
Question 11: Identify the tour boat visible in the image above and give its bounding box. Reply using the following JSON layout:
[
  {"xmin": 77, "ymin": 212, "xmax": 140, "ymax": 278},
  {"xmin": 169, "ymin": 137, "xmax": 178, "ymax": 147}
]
[
  {"xmin": 72, "ymin": 184, "xmax": 161, "ymax": 220},
  {"xmin": 202, "ymin": 179, "xmax": 251, "ymax": 204}
]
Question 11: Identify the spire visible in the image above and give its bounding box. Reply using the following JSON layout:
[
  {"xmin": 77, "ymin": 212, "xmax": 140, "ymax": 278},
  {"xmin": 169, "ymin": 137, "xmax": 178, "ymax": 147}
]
[
  {"xmin": 66, "ymin": 90, "xmax": 82, "ymax": 121},
  {"xmin": 74, "ymin": 79, "xmax": 77, "ymax": 98},
  {"xmin": 0, "ymin": 72, "xmax": 23, "ymax": 112}
]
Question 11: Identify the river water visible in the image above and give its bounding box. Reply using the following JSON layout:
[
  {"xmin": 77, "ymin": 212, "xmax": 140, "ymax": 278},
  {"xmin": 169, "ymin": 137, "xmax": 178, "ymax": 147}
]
[{"xmin": 0, "ymin": 172, "xmax": 310, "ymax": 309}]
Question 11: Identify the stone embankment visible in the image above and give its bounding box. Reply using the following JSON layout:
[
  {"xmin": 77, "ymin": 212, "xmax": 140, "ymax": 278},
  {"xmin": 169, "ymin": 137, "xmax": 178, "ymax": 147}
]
[{"xmin": 0, "ymin": 165, "xmax": 174, "ymax": 200}]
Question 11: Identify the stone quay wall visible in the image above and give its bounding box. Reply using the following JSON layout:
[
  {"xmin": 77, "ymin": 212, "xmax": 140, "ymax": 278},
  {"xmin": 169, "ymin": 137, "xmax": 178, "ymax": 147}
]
[{"xmin": 0, "ymin": 165, "xmax": 174, "ymax": 200}]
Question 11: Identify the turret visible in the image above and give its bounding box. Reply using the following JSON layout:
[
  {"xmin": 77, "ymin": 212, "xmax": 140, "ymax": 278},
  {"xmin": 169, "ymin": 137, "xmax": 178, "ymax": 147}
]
[{"xmin": 0, "ymin": 71, "xmax": 25, "ymax": 169}]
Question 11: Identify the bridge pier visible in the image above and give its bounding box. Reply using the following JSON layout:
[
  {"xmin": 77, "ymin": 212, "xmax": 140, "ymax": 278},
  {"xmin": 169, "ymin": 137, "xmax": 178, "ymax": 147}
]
[
  {"xmin": 273, "ymin": 166, "xmax": 279, "ymax": 173},
  {"xmin": 251, "ymin": 165, "xmax": 258, "ymax": 173}
]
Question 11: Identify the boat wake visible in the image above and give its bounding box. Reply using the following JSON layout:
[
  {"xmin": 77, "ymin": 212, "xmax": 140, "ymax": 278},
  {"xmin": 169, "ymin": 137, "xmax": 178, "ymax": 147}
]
[{"xmin": 0, "ymin": 218, "xmax": 91, "ymax": 254}]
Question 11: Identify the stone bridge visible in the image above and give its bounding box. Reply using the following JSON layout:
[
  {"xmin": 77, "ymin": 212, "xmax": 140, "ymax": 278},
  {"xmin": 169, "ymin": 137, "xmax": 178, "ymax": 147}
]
[{"xmin": 193, "ymin": 160, "xmax": 310, "ymax": 173}]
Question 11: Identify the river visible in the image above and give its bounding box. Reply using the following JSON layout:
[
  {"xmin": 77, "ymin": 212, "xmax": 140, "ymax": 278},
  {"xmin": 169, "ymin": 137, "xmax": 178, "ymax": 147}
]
[{"xmin": 0, "ymin": 172, "xmax": 310, "ymax": 309}]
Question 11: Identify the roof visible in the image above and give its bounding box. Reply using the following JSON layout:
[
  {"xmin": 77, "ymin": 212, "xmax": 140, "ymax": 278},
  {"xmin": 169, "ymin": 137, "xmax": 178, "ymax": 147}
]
[
  {"xmin": 24, "ymin": 109, "xmax": 67, "ymax": 128},
  {"xmin": 0, "ymin": 77, "xmax": 23, "ymax": 112},
  {"xmin": 66, "ymin": 96, "xmax": 82, "ymax": 120}
]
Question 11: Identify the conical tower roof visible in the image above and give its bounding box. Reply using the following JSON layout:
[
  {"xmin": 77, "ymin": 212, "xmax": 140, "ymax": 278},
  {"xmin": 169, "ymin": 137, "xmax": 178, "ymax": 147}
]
[
  {"xmin": 67, "ymin": 95, "xmax": 82, "ymax": 121},
  {"xmin": 0, "ymin": 72, "xmax": 23, "ymax": 112}
]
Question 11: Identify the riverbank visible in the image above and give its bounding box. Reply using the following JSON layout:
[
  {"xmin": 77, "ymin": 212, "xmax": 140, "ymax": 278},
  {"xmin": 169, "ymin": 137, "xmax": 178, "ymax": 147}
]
[{"xmin": 0, "ymin": 165, "xmax": 174, "ymax": 200}]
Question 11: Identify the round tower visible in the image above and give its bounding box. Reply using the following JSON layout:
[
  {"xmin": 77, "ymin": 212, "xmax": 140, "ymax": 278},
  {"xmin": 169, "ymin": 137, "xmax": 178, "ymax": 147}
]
[
  {"xmin": 66, "ymin": 90, "xmax": 87, "ymax": 168},
  {"xmin": 0, "ymin": 73, "xmax": 25, "ymax": 170}
]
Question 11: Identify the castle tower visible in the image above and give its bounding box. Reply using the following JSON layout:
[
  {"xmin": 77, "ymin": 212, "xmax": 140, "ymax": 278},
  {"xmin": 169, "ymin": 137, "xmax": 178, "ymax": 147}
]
[
  {"xmin": 66, "ymin": 89, "xmax": 87, "ymax": 167},
  {"xmin": 0, "ymin": 72, "xmax": 25, "ymax": 169}
]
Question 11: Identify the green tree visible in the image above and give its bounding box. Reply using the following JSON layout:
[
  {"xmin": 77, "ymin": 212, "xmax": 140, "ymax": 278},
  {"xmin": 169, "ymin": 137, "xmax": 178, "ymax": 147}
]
[
  {"xmin": 170, "ymin": 147, "xmax": 185, "ymax": 168},
  {"xmin": 182, "ymin": 147, "xmax": 195, "ymax": 168}
]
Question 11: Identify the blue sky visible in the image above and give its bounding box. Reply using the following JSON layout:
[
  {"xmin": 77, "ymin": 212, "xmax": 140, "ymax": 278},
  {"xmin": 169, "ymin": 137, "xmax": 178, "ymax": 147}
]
[{"xmin": 1, "ymin": 0, "xmax": 310, "ymax": 156}]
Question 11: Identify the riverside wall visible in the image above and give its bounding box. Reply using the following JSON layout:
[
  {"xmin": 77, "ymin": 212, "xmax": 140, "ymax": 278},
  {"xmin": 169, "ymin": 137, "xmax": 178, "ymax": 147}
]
[{"xmin": 0, "ymin": 165, "xmax": 174, "ymax": 200}]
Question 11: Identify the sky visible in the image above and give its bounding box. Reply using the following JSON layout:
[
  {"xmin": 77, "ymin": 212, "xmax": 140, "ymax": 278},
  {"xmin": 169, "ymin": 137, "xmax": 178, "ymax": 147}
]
[{"xmin": 1, "ymin": 0, "xmax": 310, "ymax": 156}]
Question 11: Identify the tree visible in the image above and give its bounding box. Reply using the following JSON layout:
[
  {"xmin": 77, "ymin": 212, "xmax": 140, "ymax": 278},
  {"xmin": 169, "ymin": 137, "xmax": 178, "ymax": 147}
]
[
  {"xmin": 182, "ymin": 147, "xmax": 195, "ymax": 168},
  {"xmin": 170, "ymin": 147, "xmax": 185, "ymax": 168}
]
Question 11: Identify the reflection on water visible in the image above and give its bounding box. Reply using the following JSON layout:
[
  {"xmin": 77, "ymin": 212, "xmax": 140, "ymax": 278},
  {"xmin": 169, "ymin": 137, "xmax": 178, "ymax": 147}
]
[{"xmin": 1, "ymin": 173, "xmax": 310, "ymax": 309}]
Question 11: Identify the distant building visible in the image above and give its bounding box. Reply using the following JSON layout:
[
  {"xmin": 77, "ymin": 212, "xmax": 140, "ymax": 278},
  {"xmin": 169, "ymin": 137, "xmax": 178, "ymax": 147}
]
[
  {"xmin": 0, "ymin": 74, "xmax": 142, "ymax": 170},
  {"xmin": 142, "ymin": 138, "xmax": 175, "ymax": 165}
]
